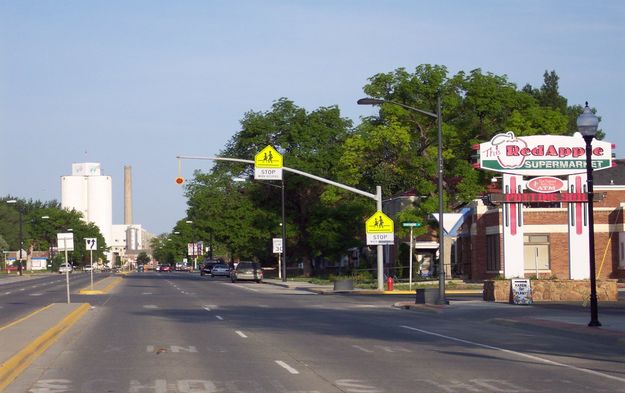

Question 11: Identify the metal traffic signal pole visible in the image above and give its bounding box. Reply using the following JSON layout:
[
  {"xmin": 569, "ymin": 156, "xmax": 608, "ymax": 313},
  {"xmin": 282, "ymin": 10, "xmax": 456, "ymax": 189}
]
[
  {"xmin": 177, "ymin": 155, "xmax": 386, "ymax": 291},
  {"xmin": 281, "ymin": 179, "xmax": 287, "ymax": 282}
]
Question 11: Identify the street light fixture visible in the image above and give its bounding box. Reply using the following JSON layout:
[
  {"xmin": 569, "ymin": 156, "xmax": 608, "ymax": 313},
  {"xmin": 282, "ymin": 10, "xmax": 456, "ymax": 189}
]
[
  {"xmin": 6, "ymin": 200, "xmax": 23, "ymax": 276},
  {"xmin": 358, "ymin": 93, "xmax": 447, "ymax": 304},
  {"xmin": 577, "ymin": 102, "xmax": 601, "ymax": 327}
]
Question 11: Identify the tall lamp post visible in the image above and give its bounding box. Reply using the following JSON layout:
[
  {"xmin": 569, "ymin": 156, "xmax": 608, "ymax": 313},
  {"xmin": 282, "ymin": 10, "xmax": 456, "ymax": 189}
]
[
  {"xmin": 577, "ymin": 102, "xmax": 601, "ymax": 327},
  {"xmin": 358, "ymin": 93, "xmax": 446, "ymax": 304},
  {"xmin": 6, "ymin": 200, "xmax": 23, "ymax": 276}
]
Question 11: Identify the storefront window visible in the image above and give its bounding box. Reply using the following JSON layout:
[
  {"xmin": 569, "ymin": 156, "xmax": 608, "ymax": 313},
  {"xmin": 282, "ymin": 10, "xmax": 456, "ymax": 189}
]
[{"xmin": 524, "ymin": 234, "xmax": 550, "ymax": 272}]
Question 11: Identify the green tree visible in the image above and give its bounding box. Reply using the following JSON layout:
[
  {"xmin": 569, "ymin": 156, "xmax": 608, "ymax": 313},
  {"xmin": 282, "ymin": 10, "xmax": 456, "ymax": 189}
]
[
  {"xmin": 341, "ymin": 65, "xmax": 576, "ymax": 225},
  {"xmin": 1, "ymin": 196, "xmax": 108, "ymax": 268},
  {"xmin": 185, "ymin": 98, "xmax": 363, "ymax": 273},
  {"xmin": 136, "ymin": 252, "xmax": 150, "ymax": 265}
]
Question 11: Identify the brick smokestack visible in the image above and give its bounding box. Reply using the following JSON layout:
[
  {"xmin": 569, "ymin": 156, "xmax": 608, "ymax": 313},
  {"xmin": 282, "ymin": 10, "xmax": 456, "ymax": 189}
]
[{"xmin": 124, "ymin": 165, "xmax": 132, "ymax": 225}]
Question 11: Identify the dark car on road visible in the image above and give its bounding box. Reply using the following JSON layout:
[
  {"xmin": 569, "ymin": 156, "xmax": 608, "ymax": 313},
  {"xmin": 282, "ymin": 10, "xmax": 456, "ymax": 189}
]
[
  {"xmin": 230, "ymin": 261, "xmax": 263, "ymax": 283},
  {"xmin": 200, "ymin": 260, "xmax": 221, "ymax": 276}
]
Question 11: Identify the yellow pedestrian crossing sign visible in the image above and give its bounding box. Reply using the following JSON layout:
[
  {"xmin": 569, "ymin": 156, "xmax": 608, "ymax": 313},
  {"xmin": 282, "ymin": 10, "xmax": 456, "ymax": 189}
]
[
  {"xmin": 254, "ymin": 145, "xmax": 283, "ymax": 180},
  {"xmin": 365, "ymin": 211, "xmax": 395, "ymax": 245}
]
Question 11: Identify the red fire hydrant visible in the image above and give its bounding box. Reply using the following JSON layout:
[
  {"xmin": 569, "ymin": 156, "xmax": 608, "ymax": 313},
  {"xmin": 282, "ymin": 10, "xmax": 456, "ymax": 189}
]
[{"xmin": 386, "ymin": 276, "xmax": 394, "ymax": 291}]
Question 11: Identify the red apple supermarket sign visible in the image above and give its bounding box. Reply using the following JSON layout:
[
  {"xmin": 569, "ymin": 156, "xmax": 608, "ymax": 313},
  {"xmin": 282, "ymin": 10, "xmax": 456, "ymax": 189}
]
[{"xmin": 474, "ymin": 132, "xmax": 613, "ymax": 175}]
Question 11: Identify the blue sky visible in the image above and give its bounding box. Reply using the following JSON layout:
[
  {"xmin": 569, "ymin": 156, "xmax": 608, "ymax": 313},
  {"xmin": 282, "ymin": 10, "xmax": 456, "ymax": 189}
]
[{"xmin": 1, "ymin": 1, "xmax": 624, "ymax": 235}]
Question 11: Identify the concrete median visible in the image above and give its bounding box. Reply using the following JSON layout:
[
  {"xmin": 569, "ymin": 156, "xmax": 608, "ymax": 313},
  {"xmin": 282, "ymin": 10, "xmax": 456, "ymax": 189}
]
[
  {"xmin": 0, "ymin": 303, "xmax": 90, "ymax": 391},
  {"xmin": 79, "ymin": 276, "xmax": 123, "ymax": 295}
]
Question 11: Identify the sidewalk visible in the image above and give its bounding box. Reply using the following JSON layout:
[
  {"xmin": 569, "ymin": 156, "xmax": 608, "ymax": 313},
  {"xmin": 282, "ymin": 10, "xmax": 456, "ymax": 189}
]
[
  {"xmin": 262, "ymin": 278, "xmax": 482, "ymax": 295},
  {"xmin": 263, "ymin": 278, "xmax": 625, "ymax": 343}
]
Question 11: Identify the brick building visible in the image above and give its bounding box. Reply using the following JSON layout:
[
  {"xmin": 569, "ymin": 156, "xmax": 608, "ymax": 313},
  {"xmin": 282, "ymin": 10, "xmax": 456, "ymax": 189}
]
[{"xmin": 456, "ymin": 159, "xmax": 625, "ymax": 281}]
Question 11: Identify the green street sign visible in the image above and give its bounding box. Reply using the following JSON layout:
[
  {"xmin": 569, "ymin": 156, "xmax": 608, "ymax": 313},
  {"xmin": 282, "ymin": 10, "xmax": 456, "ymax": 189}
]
[{"xmin": 402, "ymin": 222, "xmax": 422, "ymax": 228}]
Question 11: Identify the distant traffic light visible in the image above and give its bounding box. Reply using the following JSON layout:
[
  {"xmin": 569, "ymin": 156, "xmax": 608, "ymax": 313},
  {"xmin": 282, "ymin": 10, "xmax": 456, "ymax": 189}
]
[{"xmin": 175, "ymin": 177, "xmax": 185, "ymax": 185}]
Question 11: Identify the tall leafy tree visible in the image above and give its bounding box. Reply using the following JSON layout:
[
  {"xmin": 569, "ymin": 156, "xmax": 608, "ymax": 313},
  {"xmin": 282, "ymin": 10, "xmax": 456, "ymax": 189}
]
[
  {"xmin": 1, "ymin": 196, "xmax": 107, "ymax": 267},
  {"xmin": 340, "ymin": 65, "xmax": 577, "ymax": 229},
  {"xmin": 186, "ymin": 99, "xmax": 363, "ymax": 272}
]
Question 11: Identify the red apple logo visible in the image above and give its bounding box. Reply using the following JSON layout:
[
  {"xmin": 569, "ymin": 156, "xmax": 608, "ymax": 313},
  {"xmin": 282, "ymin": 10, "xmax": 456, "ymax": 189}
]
[{"xmin": 491, "ymin": 132, "xmax": 528, "ymax": 169}]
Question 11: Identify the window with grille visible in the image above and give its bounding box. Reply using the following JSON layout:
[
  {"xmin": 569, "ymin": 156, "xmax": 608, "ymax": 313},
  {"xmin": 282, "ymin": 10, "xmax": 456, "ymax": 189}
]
[{"xmin": 486, "ymin": 234, "xmax": 500, "ymax": 272}]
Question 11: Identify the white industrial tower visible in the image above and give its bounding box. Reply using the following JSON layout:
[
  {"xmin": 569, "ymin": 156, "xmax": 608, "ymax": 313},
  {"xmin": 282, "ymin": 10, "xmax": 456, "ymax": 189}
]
[{"xmin": 60, "ymin": 163, "xmax": 113, "ymax": 257}]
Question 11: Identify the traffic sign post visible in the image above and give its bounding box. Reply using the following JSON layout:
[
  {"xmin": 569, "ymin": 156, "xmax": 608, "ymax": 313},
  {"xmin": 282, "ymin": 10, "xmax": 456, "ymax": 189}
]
[
  {"xmin": 365, "ymin": 211, "xmax": 394, "ymax": 245},
  {"xmin": 254, "ymin": 146, "xmax": 283, "ymax": 180},
  {"xmin": 85, "ymin": 238, "xmax": 97, "ymax": 290},
  {"xmin": 366, "ymin": 211, "xmax": 394, "ymax": 289},
  {"xmin": 273, "ymin": 238, "xmax": 283, "ymax": 279},
  {"xmin": 401, "ymin": 222, "xmax": 421, "ymax": 290},
  {"xmin": 57, "ymin": 232, "xmax": 74, "ymax": 304}
]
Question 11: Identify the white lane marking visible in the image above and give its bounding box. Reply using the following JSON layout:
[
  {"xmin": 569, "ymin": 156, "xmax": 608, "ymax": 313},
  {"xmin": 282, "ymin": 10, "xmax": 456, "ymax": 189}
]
[
  {"xmin": 4, "ymin": 292, "xmax": 11, "ymax": 295},
  {"xmin": 275, "ymin": 360, "xmax": 300, "ymax": 374},
  {"xmin": 400, "ymin": 325, "xmax": 625, "ymax": 383},
  {"xmin": 352, "ymin": 345, "xmax": 374, "ymax": 353},
  {"xmin": 19, "ymin": 288, "xmax": 25, "ymax": 291},
  {"xmin": 142, "ymin": 292, "xmax": 152, "ymax": 295},
  {"xmin": 216, "ymin": 315, "xmax": 224, "ymax": 320},
  {"xmin": 235, "ymin": 330, "xmax": 248, "ymax": 338},
  {"xmin": 235, "ymin": 285, "xmax": 259, "ymax": 292},
  {"xmin": 143, "ymin": 305, "xmax": 159, "ymax": 309},
  {"xmin": 29, "ymin": 293, "xmax": 43, "ymax": 296},
  {"xmin": 335, "ymin": 379, "xmax": 381, "ymax": 392},
  {"xmin": 202, "ymin": 306, "xmax": 211, "ymax": 311}
]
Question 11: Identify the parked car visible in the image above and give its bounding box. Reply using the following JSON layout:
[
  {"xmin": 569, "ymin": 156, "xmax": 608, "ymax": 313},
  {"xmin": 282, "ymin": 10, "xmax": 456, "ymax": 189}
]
[
  {"xmin": 59, "ymin": 263, "xmax": 73, "ymax": 274},
  {"xmin": 160, "ymin": 265, "xmax": 171, "ymax": 272},
  {"xmin": 230, "ymin": 261, "xmax": 263, "ymax": 283},
  {"xmin": 200, "ymin": 260, "xmax": 220, "ymax": 276},
  {"xmin": 210, "ymin": 263, "xmax": 231, "ymax": 277},
  {"xmin": 175, "ymin": 262, "xmax": 191, "ymax": 272}
]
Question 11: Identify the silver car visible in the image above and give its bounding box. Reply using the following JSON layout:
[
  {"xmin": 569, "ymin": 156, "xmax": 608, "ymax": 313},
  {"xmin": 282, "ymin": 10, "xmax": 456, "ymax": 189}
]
[
  {"xmin": 210, "ymin": 263, "xmax": 231, "ymax": 277},
  {"xmin": 230, "ymin": 261, "xmax": 263, "ymax": 283}
]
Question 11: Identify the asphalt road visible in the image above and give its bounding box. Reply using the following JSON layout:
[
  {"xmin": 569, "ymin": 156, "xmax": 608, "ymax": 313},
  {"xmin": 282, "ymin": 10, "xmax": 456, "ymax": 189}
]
[
  {"xmin": 6, "ymin": 272, "xmax": 625, "ymax": 393},
  {"xmin": 0, "ymin": 272, "xmax": 112, "ymax": 325}
]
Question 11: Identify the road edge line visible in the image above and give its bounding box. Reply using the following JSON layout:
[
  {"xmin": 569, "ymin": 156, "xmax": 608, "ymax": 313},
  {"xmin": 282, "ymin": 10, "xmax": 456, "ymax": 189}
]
[
  {"xmin": 0, "ymin": 303, "xmax": 91, "ymax": 391},
  {"xmin": 0, "ymin": 304, "xmax": 54, "ymax": 333}
]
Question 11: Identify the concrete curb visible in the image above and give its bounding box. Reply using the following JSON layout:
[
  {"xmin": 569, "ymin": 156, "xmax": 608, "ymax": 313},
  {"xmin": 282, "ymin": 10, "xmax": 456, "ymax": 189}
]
[
  {"xmin": 79, "ymin": 276, "xmax": 123, "ymax": 295},
  {"xmin": 392, "ymin": 301, "xmax": 444, "ymax": 313},
  {"xmin": 0, "ymin": 303, "xmax": 90, "ymax": 391}
]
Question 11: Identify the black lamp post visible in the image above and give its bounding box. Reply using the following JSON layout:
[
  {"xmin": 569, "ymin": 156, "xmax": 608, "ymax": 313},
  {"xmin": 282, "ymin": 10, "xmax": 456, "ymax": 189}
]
[
  {"xmin": 358, "ymin": 93, "xmax": 446, "ymax": 304},
  {"xmin": 576, "ymin": 102, "xmax": 601, "ymax": 327}
]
